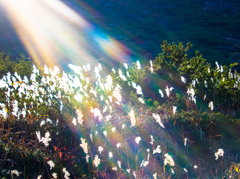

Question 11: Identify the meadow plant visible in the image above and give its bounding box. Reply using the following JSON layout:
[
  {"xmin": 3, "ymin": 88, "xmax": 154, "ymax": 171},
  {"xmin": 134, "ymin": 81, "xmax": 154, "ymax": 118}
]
[{"xmin": 0, "ymin": 42, "xmax": 240, "ymax": 178}]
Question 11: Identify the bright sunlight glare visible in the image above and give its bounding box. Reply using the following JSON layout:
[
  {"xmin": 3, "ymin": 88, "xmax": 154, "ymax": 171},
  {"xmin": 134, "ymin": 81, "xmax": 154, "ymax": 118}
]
[{"xmin": 0, "ymin": 0, "xmax": 130, "ymax": 70}]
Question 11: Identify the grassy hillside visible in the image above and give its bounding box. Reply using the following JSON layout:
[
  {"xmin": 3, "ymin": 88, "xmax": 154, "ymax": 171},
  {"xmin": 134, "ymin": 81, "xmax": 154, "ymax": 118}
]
[{"xmin": 0, "ymin": 42, "xmax": 240, "ymax": 178}]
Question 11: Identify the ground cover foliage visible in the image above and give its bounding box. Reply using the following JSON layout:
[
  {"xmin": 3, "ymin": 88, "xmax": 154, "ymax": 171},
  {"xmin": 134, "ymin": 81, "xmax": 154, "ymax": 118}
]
[{"xmin": 0, "ymin": 41, "xmax": 240, "ymax": 178}]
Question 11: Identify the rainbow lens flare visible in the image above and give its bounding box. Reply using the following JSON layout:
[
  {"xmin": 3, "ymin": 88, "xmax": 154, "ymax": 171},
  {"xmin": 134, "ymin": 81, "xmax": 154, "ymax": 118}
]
[{"xmin": 0, "ymin": 0, "xmax": 130, "ymax": 70}]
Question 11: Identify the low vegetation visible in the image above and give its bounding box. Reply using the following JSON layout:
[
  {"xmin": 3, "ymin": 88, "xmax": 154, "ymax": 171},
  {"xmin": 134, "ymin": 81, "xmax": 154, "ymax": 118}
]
[{"xmin": 0, "ymin": 41, "xmax": 240, "ymax": 178}]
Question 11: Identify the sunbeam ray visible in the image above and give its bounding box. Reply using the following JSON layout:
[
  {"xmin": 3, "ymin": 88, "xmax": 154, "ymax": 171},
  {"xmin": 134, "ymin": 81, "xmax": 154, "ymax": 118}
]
[{"xmin": 0, "ymin": 0, "xmax": 131, "ymax": 72}]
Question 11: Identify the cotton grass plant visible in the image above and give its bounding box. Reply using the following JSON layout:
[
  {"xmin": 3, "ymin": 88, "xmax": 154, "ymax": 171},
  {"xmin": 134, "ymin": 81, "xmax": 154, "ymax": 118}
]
[{"xmin": 0, "ymin": 42, "xmax": 240, "ymax": 178}]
